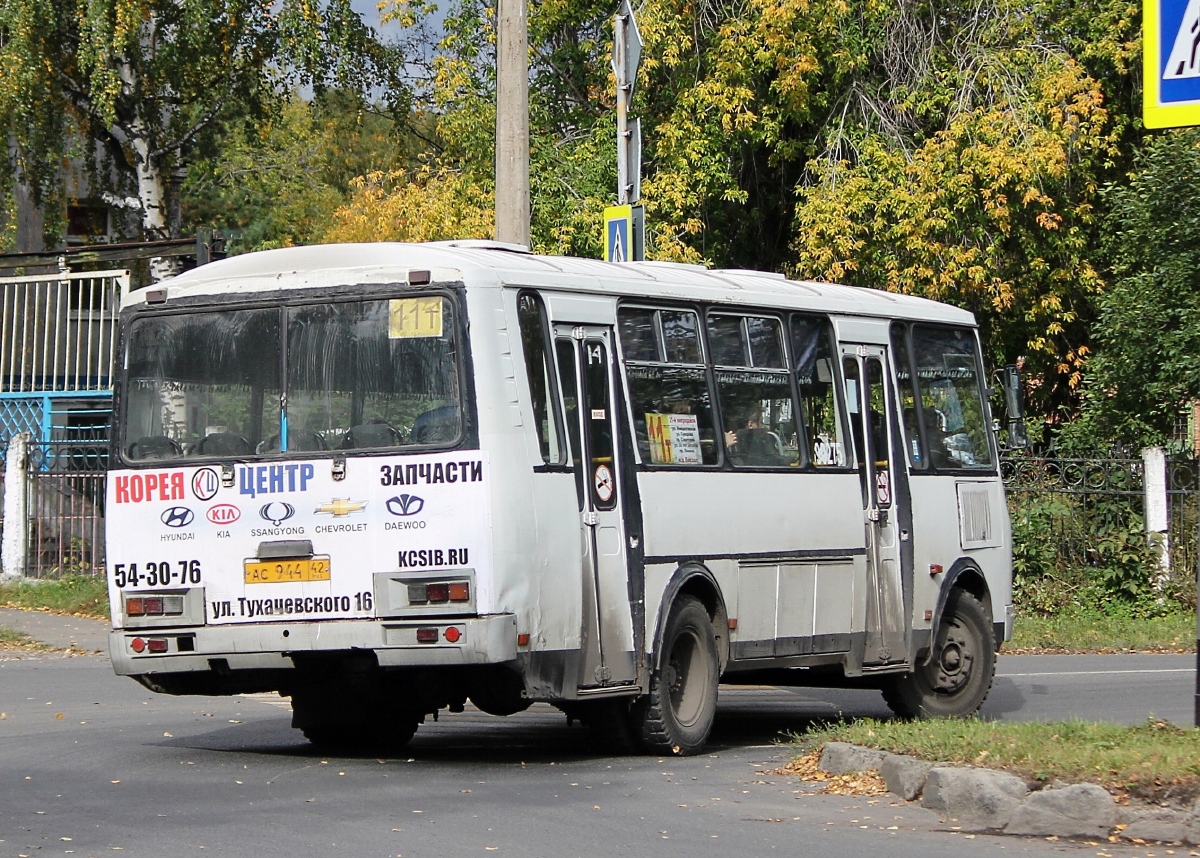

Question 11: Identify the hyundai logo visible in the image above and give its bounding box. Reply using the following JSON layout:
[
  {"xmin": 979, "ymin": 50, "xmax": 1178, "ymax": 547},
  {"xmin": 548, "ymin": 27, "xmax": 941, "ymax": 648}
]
[
  {"xmin": 259, "ymin": 502, "xmax": 295, "ymax": 526},
  {"xmin": 386, "ymin": 494, "xmax": 425, "ymax": 516},
  {"xmin": 161, "ymin": 506, "xmax": 195, "ymax": 528}
]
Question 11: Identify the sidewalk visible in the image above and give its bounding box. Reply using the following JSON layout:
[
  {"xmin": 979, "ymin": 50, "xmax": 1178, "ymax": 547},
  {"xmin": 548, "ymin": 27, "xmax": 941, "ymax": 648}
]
[{"xmin": 0, "ymin": 607, "xmax": 109, "ymax": 652}]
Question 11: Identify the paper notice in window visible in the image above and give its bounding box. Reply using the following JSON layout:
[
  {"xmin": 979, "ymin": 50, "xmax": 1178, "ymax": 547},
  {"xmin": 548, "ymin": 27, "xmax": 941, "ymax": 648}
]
[
  {"xmin": 389, "ymin": 297, "xmax": 444, "ymax": 338},
  {"xmin": 667, "ymin": 414, "xmax": 702, "ymax": 464},
  {"xmin": 646, "ymin": 412, "xmax": 702, "ymax": 465}
]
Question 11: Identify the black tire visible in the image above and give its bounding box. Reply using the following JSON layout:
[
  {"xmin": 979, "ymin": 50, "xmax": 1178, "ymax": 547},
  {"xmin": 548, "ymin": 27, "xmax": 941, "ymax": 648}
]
[
  {"xmin": 882, "ymin": 589, "xmax": 996, "ymax": 719},
  {"xmin": 301, "ymin": 714, "xmax": 421, "ymax": 752},
  {"xmin": 292, "ymin": 692, "xmax": 422, "ymax": 752},
  {"xmin": 583, "ymin": 698, "xmax": 641, "ymax": 755},
  {"xmin": 634, "ymin": 595, "xmax": 719, "ymax": 755}
]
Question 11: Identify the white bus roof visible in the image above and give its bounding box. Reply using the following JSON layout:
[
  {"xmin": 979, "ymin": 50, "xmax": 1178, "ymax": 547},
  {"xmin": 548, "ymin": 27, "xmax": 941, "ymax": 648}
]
[{"xmin": 132, "ymin": 241, "xmax": 976, "ymax": 326}]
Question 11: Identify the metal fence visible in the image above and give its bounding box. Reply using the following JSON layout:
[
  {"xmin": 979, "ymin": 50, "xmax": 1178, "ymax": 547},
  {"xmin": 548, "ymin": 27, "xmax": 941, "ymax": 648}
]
[
  {"xmin": 0, "ymin": 269, "xmax": 129, "ymax": 394},
  {"xmin": 1001, "ymin": 452, "xmax": 1199, "ymax": 605}
]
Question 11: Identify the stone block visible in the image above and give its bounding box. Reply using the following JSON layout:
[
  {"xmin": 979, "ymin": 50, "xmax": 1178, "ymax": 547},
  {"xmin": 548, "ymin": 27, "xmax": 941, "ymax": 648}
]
[
  {"xmin": 921, "ymin": 766, "xmax": 1029, "ymax": 830},
  {"xmin": 880, "ymin": 754, "xmax": 933, "ymax": 800},
  {"xmin": 1005, "ymin": 783, "xmax": 1116, "ymax": 838},
  {"xmin": 819, "ymin": 742, "xmax": 886, "ymax": 775}
]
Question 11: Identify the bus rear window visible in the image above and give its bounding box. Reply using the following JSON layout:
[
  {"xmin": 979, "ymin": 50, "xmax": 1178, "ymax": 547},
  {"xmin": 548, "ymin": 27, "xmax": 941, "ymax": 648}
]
[{"xmin": 122, "ymin": 296, "xmax": 462, "ymax": 460}]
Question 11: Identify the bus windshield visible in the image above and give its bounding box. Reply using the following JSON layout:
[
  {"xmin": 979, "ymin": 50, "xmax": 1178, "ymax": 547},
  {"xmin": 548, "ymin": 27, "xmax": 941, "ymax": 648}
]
[{"xmin": 122, "ymin": 295, "xmax": 462, "ymax": 460}]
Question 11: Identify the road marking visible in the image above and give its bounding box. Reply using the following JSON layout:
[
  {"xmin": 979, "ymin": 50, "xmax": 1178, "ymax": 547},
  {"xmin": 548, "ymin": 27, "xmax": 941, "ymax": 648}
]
[{"xmin": 1000, "ymin": 668, "xmax": 1195, "ymax": 678}]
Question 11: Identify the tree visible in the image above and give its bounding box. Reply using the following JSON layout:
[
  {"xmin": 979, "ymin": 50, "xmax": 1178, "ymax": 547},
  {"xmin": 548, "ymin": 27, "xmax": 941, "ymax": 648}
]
[
  {"xmin": 1070, "ymin": 129, "xmax": 1200, "ymax": 448},
  {"xmin": 0, "ymin": 0, "xmax": 408, "ymax": 272}
]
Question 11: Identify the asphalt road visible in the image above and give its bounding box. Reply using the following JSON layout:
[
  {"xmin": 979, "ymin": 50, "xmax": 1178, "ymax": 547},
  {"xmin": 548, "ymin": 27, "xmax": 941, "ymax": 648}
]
[{"xmin": 1, "ymin": 644, "xmax": 1195, "ymax": 858}]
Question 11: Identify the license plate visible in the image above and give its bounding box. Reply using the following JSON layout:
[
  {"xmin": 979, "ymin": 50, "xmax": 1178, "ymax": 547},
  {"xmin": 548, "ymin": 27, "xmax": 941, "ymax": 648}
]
[{"xmin": 244, "ymin": 556, "xmax": 331, "ymax": 584}]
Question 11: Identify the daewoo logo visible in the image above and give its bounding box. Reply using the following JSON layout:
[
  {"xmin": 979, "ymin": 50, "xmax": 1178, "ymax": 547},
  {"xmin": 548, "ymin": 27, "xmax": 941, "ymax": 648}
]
[
  {"xmin": 161, "ymin": 507, "xmax": 195, "ymax": 528},
  {"xmin": 206, "ymin": 504, "xmax": 240, "ymax": 525},
  {"xmin": 386, "ymin": 494, "xmax": 425, "ymax": 516},
  {"xmin": 259, "ymin": 502, "xmax": 295, "ymax": 526}
]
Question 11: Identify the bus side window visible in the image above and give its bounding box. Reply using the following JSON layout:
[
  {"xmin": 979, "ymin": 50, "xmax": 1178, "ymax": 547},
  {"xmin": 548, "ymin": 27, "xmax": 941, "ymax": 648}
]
[
  {"xmin": 890, "ymin": 323, "xmax": 926, "ymax": 470},
  {"xmin": 790, "ymin": 314, "xmax": 848, "ymax": 468},
  {"xmin": 555, "ymin": 339, "xmax": 586, "ymax": 507},
  {"xmin": 517, "ymin": 291, "xmax": 565, "ymax": 465},
  {"xmin": 709, "ymin": 313, "xmax": 802, "ymax": 468},
  {"xmin": 617, "ymin": 306, "xmax": 717, "ymax": 466}
]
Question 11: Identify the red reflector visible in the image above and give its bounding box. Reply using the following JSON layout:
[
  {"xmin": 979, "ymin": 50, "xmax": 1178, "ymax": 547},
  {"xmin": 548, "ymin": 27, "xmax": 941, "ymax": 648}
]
[
  {"xmin": 126, "ymin": 597, "xmax": 145, "ymax": 617},
  {"xmin": 415, "ymin": 627, "xmax": 438, "ymax": 643},
  {"xmin": 426, "ymin": 583, "xmax": 449, "ymax": 602},
  {"xmin": 448, "ymin": 582, "xmax": 470, "ymax": 602},
  {"xmin": 444, "ymin": 626, "xmax": 461, "ymax": 643},
  {"xmin": 147, "ymin": 638, "xmax": 169, "ymax": 653},
  {"xmin": 517, "ymin": 633, "xmax": 530, "ymax": 646},
  {"xmin": 929, "ymin": 564, "xmax": 944, "ymax": 577},
  {"xmin": 130, "ymin": 637, "xmax": 146, "ymax": 653},
  {"xmin": 144, "ymin": 597, "xmax": 165, "ymax": 615}
]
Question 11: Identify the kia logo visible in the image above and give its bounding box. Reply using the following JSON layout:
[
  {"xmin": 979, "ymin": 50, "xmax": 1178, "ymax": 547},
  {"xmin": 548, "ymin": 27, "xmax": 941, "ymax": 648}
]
[
  {"xmin": 386, "ymin": 494, "xmax": 425, "ymax": 516},
  {"xmin": 259, "ymin": 502, "xmax": 295, "ymax": 526},
  {"xmin": 192, "ymin": 467, "xmax": 220, "ymax": 501},
  {"xmin": 206, "ymin": 504, "xmax": 240, "ymax": 525},
  {"xmin": 161, "ymin": 507, "xmax": 194, "ymax": 528}
]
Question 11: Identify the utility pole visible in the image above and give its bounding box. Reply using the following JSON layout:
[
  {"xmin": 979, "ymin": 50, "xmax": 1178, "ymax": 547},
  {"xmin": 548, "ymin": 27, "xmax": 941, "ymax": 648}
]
[
  {"xmin": 603, "ymin": 0, "xmax": 644, "ymax": 262},
  {"xmin": 495, "ymin": 0, "xmax": 530, "ymax": 247}
]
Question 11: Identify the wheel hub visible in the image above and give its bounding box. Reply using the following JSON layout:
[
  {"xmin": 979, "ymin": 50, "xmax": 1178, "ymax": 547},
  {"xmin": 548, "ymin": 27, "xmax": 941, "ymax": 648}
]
[{"xmin": 933, "ymin": 624, "xmax": 974, "ymax": 693}]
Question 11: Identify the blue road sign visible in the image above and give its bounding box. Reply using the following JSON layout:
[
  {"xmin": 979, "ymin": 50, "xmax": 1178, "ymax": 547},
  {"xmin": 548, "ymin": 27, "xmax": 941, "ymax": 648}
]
[
  {"xmin": 604, "ymin": 205, "xmax": 632, "ymax": 262},
  {"xmin": 1145, "ymin": 0, "xmax": 1200, "ymax": 127}
]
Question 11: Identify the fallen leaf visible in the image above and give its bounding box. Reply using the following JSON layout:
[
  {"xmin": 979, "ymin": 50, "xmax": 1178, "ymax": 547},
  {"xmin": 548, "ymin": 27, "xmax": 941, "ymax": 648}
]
[
  {"xmin": 163, "ymin": 732, "xmax": 172, "ymax": 738},
  {"xmin": 55, "ymin": 713, "xmax": 63, "ymax": 720},
  {"xmin": 110, "ymin": 780, "xmax": 120, "ymax": 785}
]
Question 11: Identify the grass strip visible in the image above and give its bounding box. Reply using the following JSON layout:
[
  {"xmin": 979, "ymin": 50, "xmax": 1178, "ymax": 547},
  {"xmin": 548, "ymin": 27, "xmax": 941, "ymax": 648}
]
[
  {"xmin": 0, "ymin": 575, "xmax": 109, "ymax": 618},
  {"xmin": 799, "ymin": 717, "xmax": 1200, "ymax": 793},
  {"xmin": 1009, "ymin": 611, "xmax": 1196, "ymax": 653},
  {"xmin": 0, "ymin": 625, "xmax": 51, "ymax": 651}
]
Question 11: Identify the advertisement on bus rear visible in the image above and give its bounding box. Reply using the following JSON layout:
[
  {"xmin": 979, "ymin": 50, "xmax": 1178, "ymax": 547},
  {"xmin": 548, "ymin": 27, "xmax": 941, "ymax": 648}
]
[{"xmin": 105, "ymin": 451, "xmax": 493, "ymax": 627}]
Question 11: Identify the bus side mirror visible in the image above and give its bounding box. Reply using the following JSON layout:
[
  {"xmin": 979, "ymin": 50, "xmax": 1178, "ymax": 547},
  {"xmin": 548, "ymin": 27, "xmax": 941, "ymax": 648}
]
[{"xmin": 1002, "ymin": 365, "xmax": 1028, "ymax": 449}]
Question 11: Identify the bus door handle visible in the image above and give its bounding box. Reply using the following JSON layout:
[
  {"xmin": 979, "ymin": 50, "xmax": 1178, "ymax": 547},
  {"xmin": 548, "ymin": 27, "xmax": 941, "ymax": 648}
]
[
  {"xmin": 582, "ymin": 511, "xmax": 600, "ymax": 526},
  {"xmin": 868, "ymin": 507, "xmax": 889, "ymax": 526}
]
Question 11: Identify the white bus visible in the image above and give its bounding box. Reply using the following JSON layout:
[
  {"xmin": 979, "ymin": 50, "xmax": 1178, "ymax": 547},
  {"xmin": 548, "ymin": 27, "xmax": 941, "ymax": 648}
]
[{"xmin": 106, "ymin": 241, "xmax": 1013, "ymax": 754}]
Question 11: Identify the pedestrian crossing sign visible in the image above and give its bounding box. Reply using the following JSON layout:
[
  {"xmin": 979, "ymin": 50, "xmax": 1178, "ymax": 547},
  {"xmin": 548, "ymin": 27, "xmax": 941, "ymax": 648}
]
[
  {"xmin": 1145, "ymin": 0, "xmax": 1200, "ymax": 127},
  {"xmin": 604, "ymin": 205, "xmax": 632, "ymax": 262}
]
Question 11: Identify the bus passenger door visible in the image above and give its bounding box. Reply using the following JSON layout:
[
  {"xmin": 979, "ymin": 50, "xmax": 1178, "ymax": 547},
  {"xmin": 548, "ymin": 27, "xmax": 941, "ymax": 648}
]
[
  {"xmin": 841, "ymin": 345, "xmax": 908, "ymax": 666},
  {"xmin": 554, "ymin": 327, "xmax": 638, "ymax": 689}
]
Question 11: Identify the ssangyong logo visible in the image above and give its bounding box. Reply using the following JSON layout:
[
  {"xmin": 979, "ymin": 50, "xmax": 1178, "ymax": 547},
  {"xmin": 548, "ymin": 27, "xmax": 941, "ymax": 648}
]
[
  {"xmin": 161, "ymin": 506, "xmax": 195, "ymax": 528},
  {"xmin": 259, "ymin": 502, "xmax": 295, "ymax": 526},
  {"xmin": 206, "ymin": 504, "xmax": 240, "ymax": 525},
  {"xmin": 386, "ymin": 494, "xmax": 425, "ymax": 516}
]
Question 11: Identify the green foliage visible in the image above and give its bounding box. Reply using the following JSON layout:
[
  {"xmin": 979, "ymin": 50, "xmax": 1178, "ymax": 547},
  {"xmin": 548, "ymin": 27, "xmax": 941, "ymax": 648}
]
[
  {"xmin": 1071, "ymin": 129, "xmax": 1200, "ymax": 448},
  {"xmin": 1009, "ymin": 490, "xmax": 1177, "ymax": 616},
  {"xmin": 0, "ymin": 0, "xmax": 410, "ymax": 242},
  {"xmin": 185, "ymin": 94, "xmax": 425, "ymax": 251}
]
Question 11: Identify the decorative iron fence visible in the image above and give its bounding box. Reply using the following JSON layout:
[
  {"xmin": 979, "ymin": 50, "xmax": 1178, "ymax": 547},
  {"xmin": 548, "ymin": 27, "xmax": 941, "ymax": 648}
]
[{"xmin": 1001, "ymin": 452, "xmax": 1198, "ymax": 608}]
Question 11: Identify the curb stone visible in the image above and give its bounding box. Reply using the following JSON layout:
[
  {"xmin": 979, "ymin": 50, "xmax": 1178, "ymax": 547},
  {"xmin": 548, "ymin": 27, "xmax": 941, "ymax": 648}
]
[{"xmin": 806, "ymin": 742, "xmax": 1200, "ymax": 845}]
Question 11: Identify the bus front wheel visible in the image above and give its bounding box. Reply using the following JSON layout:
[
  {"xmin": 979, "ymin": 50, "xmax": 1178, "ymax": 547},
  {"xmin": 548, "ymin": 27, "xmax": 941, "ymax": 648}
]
[
  {"xmin": 882, "ymin": 589, "xmax": 995, "ymax": 719},
  {"xmin": 635, "ymin": 595, "xmax": 719, "ymax": 755}
]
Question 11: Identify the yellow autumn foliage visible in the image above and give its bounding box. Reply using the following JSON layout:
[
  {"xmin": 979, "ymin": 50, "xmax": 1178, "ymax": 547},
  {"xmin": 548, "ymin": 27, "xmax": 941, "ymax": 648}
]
[{"xmin": 322, "ymin": 167, "xmax": 494, "ymax": 244}]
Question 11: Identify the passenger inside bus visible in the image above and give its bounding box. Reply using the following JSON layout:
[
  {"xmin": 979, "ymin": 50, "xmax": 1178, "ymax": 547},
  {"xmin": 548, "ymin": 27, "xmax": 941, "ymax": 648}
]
[{"xmin": 724, "ymin": 408, "xmax": 787, "ymax": 466}]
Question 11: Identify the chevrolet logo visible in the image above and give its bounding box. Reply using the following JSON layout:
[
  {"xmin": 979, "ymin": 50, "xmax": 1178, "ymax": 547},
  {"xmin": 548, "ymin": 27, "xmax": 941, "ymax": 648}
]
[{"xmin": 314, "ymin": 498, "xmax": 368, "ymax": 517}]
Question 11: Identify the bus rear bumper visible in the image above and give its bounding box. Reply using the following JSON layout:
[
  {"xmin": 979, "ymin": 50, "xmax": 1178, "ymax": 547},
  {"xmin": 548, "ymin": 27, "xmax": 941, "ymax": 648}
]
[{"xmin": 109, "ymin": 614, "xmax": 518, "ymax": 677}]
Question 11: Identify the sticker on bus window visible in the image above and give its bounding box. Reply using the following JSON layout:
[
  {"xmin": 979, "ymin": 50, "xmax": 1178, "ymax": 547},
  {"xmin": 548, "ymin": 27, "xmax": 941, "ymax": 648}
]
[
  {"xmin": 645, "ymin": 413, "xmax": 702, "ymax": 465},
  {"xmin": 389, "ymin": 297, "xmax": 444, "ymax": 339}
]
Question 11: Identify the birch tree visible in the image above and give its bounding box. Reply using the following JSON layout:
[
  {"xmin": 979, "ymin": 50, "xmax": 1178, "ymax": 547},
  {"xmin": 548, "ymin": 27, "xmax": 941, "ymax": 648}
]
[{"xmin": 0, "ymin": 0, "xmax": 408, "ymax": 276}]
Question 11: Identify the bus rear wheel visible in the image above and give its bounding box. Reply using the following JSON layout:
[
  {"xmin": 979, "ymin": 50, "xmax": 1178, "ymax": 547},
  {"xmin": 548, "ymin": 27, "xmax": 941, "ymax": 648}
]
[
  {"xmin": 882, "ymin": 589, "xmax": 995, "ymax": 719},
  {"xmin": 635, "ymin": 595, "xmax": 719, "ymax": 755}
]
